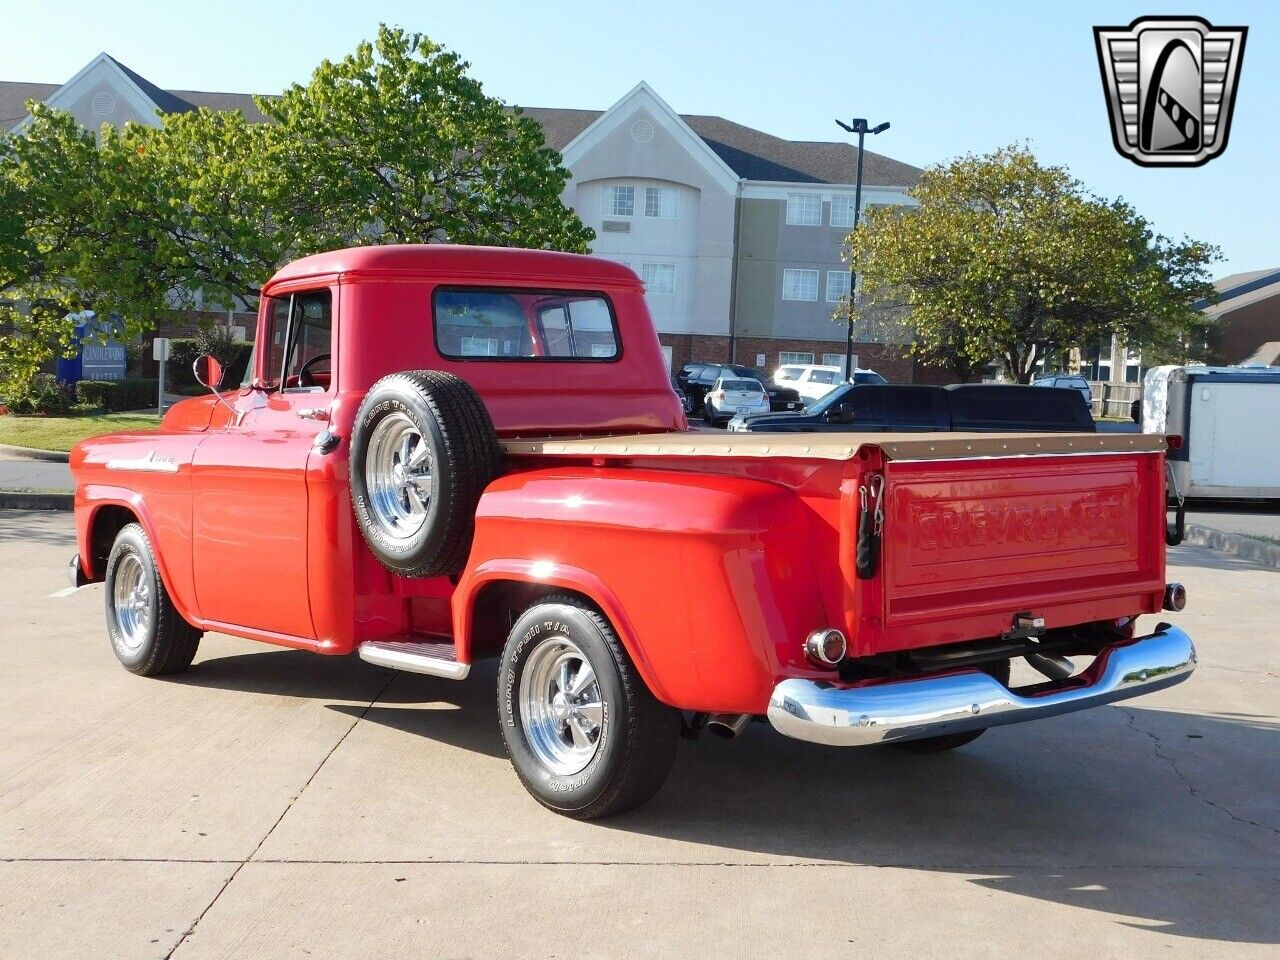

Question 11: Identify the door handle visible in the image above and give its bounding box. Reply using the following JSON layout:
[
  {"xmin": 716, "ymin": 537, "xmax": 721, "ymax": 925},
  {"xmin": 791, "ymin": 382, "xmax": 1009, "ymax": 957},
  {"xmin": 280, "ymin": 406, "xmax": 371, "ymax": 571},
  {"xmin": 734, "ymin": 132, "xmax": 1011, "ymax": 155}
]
[{"xmin": 298, "ymin": 407, "xmax": 330, "ymax": 421}]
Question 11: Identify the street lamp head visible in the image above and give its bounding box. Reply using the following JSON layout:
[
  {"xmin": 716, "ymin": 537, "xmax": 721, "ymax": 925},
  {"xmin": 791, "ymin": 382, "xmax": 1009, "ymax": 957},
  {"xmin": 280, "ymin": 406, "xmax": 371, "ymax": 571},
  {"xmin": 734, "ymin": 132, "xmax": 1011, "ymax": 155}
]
[
  {"xmin": 835, "ymin": 118, "xmax": 869, "ymax": 134},
  {"xmin": 870, "ymin": 121, "xmax": 891, "ymax": 135}
]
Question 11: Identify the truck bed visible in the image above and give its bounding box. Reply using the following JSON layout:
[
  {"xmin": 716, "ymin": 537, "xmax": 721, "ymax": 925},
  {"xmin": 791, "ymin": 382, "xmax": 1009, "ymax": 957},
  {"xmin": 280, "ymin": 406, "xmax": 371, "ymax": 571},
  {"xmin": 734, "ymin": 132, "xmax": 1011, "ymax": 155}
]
[
  {"xmin": 502, "ymin": 429, "xmax": 1166, "ymax": 462},
  {"xmin": 502, "ymin": 429, "xmax": 1170, "ymax": 660}
]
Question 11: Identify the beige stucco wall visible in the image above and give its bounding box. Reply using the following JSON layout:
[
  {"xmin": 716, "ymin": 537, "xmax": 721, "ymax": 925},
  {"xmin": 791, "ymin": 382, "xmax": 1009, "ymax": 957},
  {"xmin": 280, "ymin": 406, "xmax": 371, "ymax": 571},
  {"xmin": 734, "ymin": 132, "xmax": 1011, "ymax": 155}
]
[{"xmin": 562, "ymin": 106, "xmax": 736, "ymax": 337}]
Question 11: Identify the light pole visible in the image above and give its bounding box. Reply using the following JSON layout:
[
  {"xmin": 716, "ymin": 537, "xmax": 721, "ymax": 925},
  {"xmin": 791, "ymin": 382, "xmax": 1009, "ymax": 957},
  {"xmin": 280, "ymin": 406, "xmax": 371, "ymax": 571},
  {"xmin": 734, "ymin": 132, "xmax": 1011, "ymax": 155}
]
[{"xmin": 835, "ymin": 118, "xmax": 890, "ymax": 380}]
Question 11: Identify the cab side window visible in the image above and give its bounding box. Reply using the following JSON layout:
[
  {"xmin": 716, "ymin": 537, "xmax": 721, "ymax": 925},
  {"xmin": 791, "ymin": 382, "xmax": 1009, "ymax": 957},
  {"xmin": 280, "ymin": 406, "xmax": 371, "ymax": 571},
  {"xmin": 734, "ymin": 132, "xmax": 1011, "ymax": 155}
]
[{"xmin": 260, "ymin": 290, "xmax": 333, "ymax": 391}]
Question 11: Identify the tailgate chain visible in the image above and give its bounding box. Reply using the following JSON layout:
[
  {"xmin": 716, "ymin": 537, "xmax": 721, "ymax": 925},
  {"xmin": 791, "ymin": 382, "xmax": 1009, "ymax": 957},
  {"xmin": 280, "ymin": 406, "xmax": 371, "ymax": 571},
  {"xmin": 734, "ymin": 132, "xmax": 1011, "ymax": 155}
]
[{"xmin": 856, "ymin": 474, "xmax": 884, "ymax": 579}]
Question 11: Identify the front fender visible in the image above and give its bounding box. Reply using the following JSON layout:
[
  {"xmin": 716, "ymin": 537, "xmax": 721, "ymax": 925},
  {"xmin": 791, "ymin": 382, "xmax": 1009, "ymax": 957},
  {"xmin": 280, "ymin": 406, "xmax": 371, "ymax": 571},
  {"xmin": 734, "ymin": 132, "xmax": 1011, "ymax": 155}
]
[{"xmin": 72, "ymin": 430, "xmax": 202, "ymax": 624}]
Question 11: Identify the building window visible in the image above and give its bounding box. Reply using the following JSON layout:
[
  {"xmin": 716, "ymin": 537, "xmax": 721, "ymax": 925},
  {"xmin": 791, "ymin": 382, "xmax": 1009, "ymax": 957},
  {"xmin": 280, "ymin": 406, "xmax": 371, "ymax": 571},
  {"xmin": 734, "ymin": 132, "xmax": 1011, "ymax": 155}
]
[
  {"xmin": 602, "ymin": 185, "xmax": 635, "ymax": 217},
  {"xmin": 825, "ymin": 270, "xmax": 852, "ymax": 302},
  {"xmin": 782, "ymin": 268, "xmax": 819, "ymax": 301},
  {"xmin": 779, "ymin": 351, "xmax": 815, "ymax": 365},
  {"xmin": 830, "ymin": 195, "xmax": 856, "ymax": 228},
  {"xmin": 644, "ymin": 186, "xmax": 679, "ymax": 219},
  {"xmin": 785, "ymin": 192, "xmax": 822, "ymax": 226},
  {"xmin": 823, "ymin": 353, "xmax": 846, "ymax": 368},
  {"xmin": 641, "ymin": 262, "xmax": 676, "ymax": 294}
]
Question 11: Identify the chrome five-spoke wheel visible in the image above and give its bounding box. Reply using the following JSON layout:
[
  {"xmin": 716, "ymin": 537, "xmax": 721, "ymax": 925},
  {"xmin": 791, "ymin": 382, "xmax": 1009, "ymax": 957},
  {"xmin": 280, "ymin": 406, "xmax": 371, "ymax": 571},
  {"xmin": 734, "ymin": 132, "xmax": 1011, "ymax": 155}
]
[
  {"xmin": 518, "ymin": 637, "xmax": 604, "ymax": 776},
  {"xmin": 110, "ymin": 551, "xmax": 151, "ymax": 652},
  {"xmin": 364, "ymin": 411, "xmax": 434, "ymax": 542}
]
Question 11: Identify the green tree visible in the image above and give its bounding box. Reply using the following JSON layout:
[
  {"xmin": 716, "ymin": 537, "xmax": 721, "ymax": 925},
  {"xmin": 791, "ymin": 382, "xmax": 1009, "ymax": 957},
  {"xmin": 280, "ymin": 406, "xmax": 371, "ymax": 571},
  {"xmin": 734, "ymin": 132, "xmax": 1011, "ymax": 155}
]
[
  {"xmin": 258, "ymin": 24, "xmax": 592, "ymax": 253},
  {"xmin": 847, "ymin": 144, "xmax": 1219, "ymax": 382},
  {"xmin": 0, "ymin": 107, "xmax": 106, "ymax": 399},
  {"xmin": 0, "ymin": 25, "xmax": 592, "ymax": 403}
]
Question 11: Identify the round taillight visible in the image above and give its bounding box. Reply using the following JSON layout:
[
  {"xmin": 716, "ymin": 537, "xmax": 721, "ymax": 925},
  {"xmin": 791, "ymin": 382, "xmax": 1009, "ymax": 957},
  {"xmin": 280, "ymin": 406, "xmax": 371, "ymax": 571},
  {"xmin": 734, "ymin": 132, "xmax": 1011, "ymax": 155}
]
[
  {"xmin": 1163, "ymin": 582, "xmax": 1187, "ymax": 612},
  {"xmin": 804, "ymin": 628, "xmax": 847, "ymax": 666}
]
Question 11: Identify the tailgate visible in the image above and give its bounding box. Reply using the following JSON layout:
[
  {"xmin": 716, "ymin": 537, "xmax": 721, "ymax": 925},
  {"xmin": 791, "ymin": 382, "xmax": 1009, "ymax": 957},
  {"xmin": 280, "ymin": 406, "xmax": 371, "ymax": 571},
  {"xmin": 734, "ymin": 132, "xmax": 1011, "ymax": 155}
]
[{"xmin": 869, "ymin": 446, "xmax": 1167, "ymax": 652}]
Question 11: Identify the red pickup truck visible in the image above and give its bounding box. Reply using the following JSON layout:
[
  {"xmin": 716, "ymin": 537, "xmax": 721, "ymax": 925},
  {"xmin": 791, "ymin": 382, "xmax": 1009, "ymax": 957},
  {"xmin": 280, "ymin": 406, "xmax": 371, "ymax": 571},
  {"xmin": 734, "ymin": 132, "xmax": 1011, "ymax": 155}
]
[{"xmin": 69, "ymin": 245, "xmax": 1195, "ymax": 819}]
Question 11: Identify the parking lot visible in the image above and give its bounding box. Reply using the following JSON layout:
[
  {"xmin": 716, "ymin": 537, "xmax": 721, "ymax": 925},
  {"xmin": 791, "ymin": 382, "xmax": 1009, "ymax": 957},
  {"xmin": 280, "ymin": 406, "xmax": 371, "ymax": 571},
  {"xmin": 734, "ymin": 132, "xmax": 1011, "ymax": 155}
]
[{"xmin": 1, "ymin": 508, "xmax": 1277, "ymax": 959}]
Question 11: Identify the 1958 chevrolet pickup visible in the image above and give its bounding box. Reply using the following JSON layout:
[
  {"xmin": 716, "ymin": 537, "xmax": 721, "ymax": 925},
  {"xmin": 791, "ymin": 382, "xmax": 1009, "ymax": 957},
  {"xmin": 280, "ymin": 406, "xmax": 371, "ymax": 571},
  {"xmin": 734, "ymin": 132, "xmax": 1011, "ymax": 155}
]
[{"xmin": 69, "ymin": 245, "xmax": 1195, "ymax": 819}]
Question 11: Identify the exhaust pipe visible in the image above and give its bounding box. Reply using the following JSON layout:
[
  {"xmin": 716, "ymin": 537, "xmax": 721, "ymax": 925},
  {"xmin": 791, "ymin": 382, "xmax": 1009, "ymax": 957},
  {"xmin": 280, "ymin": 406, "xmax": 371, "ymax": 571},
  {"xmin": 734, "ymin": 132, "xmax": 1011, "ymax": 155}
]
[
  {"xmin": 706, "ymin": 713, "xmax": 751, "ymax": 739},
  {"xmin": 1026, "ymin": 652, "xmax": 1074, "ymax": 681}
]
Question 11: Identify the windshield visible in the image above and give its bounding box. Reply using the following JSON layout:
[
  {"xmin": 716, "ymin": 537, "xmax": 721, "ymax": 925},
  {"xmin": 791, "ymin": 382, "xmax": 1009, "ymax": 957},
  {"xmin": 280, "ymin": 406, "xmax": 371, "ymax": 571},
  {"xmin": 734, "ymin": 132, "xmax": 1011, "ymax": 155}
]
[
  {"xmin": 854, "ymin": 371, "xmax": 887, "ymax": 385},
  {"xmin": 806, "ymin": 383, "xmax": 854, "ymax": 415}
]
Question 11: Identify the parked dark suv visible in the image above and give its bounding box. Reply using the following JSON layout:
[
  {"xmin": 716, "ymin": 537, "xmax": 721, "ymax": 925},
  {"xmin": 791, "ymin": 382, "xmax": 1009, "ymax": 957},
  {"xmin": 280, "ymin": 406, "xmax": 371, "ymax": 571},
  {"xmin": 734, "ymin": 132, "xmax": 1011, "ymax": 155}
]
[
  {"xmin": 676, "ymin": 362, "xmax": 803, "ymax": 412},
  {"xmin": 728, "ymin": 382, "xmax": 1096, "ymax": 433}
]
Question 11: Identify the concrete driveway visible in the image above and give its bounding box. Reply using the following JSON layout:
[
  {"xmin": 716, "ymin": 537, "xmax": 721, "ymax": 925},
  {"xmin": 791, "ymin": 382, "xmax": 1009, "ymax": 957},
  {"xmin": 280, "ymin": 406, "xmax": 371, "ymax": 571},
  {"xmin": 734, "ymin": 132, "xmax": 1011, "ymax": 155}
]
[{"xmin": 1, "ymin": 509, "xmax": 1276, "ymax": 959}]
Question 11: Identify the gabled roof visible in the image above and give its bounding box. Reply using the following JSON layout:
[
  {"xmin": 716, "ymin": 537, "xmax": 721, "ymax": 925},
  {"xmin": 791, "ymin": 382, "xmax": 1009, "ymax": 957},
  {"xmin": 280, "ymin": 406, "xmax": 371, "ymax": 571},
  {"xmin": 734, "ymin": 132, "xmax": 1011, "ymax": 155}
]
[
  {"xmin": 103, "ymin": 55, "xmax": 193, "ymax": 116},
  {"xmin": 1, "ymin": 59, "xmax": 268, "ymax": 130},
  {"xmin": 4, "ymin": 59, "xmax": 921, "ymax": 187},
  {"xmin": 521, "ymin": 104, "xmax": 920, "ymax": 187},
  {"xmin": 0, "ymin": 81, "xmax": 59, "ymax": 126},
  {"xmin": 1201, "ymin": 267, "xmax": 1280, "ymax": 317}
]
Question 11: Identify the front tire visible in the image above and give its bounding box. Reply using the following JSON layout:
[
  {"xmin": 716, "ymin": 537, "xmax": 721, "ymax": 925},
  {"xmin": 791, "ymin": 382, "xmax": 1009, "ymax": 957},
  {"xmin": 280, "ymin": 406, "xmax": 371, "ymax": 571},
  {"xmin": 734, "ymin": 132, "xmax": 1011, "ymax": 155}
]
[
  {"xmin": 498, "ymin": 596, "xmax": 680, "ymax": 819},
  {"xmin": 104, "ymin": 523, "xmax": 201, "ymax": 676}
]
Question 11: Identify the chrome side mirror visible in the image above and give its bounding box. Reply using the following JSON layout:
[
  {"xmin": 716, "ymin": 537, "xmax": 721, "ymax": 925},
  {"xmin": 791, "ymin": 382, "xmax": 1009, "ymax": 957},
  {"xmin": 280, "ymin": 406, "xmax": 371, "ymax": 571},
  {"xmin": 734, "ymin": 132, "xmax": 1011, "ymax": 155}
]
[
  {"xmin": 193, "ymin": 354, "xmax": 235, "ymax": 418},
  {"xmin": 193, "ymin": 354, "xmax": 224, "ymax": 390}
]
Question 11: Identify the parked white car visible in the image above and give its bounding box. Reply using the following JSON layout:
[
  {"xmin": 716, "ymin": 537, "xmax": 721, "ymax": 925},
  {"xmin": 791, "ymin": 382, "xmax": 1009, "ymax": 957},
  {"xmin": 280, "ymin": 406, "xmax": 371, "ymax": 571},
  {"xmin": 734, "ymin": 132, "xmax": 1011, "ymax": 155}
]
[
  {"xmin": 1033, "ymin": 373, "xmax": 1092, "ymax": 407},
  {"xmin": 773, "ymin": 364, "xmax": 886, "ymax": 403},
  {"xmin": 703, "ymin": 376, "xmax": 770, "ymax": 427}
]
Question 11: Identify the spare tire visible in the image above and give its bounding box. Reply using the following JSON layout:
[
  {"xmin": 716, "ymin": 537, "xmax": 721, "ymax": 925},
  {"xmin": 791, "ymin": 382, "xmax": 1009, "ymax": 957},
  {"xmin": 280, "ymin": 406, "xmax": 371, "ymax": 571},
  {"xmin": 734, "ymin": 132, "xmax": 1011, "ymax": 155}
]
[{"xmin": 349, "ymin": 370, "xmax": 502, "ymax": 578}]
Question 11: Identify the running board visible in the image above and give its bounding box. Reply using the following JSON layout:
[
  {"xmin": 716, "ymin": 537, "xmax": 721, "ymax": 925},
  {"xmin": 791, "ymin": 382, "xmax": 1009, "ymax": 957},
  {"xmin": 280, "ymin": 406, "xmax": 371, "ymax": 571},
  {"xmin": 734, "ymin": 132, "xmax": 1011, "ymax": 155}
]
[{"xmin": 358, "ymin": 639, "xmax": 470, "ymax": 680}]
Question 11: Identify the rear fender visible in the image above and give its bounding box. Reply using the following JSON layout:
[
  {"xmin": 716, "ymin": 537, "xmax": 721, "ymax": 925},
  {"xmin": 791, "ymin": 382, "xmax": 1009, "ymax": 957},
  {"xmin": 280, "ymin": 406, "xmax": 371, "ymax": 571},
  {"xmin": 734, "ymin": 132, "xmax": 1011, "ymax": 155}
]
[
  {"xmin": 454, "ymin": 466, "xmax": 838, "ymax": 714},
  {"xmin": 454, "ymin": 560, "xmax": 669, "ymax": 703}
]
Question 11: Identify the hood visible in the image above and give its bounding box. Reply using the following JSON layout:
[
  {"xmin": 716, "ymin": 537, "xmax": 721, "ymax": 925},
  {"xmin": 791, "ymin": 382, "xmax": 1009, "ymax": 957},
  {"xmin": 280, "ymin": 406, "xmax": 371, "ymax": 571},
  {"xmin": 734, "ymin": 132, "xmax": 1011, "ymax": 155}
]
[{"xmin": 730, "ymin": 409, "xmax": 818, "ymax": 432}]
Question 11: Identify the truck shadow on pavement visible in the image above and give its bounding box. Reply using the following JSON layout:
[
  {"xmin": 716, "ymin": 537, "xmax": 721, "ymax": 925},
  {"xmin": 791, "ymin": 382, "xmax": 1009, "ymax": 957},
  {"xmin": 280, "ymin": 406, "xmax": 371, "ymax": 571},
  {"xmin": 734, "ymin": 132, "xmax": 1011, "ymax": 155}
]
[
  {"xmin": 179, "ymin": 647, "xmax": 1280, "ymax": 945},
  {"xmin": 0, "ymin": 508, "xmax": 75, "ymax": 547}
]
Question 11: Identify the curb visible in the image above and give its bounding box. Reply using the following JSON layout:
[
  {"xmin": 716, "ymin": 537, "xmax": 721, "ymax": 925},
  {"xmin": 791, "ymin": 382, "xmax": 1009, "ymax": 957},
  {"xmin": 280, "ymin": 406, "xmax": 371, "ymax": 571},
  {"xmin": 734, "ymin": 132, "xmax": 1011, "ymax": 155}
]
[
  {"xmin": 0, "ymin": 443, "xmax": 70, "ymax": 462},
  {"xmin": 0, "ymin": 490, "xmax": 73, "ymax": 511},
  {"xmin": 1182, "ymin": 522, "xmax": 1280, "ymax": 569}
]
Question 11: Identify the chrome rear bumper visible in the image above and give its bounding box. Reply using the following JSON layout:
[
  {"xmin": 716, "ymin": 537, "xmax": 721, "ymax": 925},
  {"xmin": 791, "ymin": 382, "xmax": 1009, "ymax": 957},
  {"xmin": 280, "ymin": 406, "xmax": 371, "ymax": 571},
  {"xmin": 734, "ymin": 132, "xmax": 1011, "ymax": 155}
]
[{"xmin": 767, "ymin": 624, "xmax": 1196, "ymax": 747}]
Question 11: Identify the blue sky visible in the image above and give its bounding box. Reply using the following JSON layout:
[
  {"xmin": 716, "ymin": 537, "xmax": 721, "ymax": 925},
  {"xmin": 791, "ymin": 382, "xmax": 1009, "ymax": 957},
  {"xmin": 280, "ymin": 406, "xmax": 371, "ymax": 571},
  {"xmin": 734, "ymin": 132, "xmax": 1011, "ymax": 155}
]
[{"xmin": 3, "ymin": 0, "xmax": 1273, "ymax": 277}]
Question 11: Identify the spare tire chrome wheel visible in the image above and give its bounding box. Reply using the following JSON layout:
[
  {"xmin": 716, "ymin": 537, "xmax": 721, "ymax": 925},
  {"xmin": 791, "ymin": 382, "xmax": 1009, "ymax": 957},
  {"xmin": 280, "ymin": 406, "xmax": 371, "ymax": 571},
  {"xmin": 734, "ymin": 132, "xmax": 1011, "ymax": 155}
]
[
  {"xmin": 364, "ymin": 411, "xmax": 434, "ymax": 545},
  {"xmin": 349, "ymin": 371, "xmax": 502, "ymax": 578}
]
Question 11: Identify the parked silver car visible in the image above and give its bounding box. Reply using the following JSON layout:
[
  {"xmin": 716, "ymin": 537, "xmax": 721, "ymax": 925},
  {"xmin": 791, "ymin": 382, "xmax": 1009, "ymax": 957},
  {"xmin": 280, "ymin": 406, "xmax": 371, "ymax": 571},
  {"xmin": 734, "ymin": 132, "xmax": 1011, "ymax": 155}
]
[{"xmin": 703, "ymin": 376, "xmax": 770, "ymax": 427}]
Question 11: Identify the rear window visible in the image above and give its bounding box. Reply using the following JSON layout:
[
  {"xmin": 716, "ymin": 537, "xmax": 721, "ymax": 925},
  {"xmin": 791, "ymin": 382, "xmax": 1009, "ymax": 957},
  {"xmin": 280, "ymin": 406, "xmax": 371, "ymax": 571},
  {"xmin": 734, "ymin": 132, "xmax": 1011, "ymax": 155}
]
[
  {"xmin": 722, "ymin": 379, "xmax": 763, "ymax": 392},
  {"xmin": 434, "ymin": 287, "xmax": 620, "ymax": 361}
]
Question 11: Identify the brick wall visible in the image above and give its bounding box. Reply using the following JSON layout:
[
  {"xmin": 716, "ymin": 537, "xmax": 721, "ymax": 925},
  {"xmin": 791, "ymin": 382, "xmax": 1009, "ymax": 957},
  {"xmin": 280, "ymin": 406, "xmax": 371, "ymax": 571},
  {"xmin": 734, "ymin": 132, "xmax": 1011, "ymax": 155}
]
[{"xmin": 658, "ymin": 333, "xmax": 918, "ymax": 382}]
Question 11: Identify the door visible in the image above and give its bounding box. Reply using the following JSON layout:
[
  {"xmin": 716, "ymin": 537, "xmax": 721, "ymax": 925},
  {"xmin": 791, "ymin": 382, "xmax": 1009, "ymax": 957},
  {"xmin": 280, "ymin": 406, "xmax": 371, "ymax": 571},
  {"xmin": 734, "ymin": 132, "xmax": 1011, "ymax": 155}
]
[{"xmin": 190, "ymin": 288, "xmax": 335, "ymax": 639}]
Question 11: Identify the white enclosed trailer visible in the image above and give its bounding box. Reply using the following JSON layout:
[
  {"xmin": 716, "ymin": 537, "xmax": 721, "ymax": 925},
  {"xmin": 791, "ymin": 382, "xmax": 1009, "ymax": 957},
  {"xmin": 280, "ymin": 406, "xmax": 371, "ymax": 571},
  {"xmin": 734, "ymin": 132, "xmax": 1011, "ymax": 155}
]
[{"xmin": 1143, "ymin": 365, "xmax": 1280, "ymax": 499}]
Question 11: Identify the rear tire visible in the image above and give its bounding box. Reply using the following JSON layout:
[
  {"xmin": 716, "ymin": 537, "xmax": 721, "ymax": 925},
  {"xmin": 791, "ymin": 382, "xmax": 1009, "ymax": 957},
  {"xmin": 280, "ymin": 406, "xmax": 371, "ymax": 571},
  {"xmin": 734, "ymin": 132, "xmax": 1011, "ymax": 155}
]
[
  {"xmin": 890, "ymin": 658, "xmax": 1011, "ymax": 753},
  {"xmin": 104, "ymin": 523, "xmax": 201, "ymax": 676},
  {"xmin": 498, "ymin": 595, "xmax": 680, "ymax": 819}
]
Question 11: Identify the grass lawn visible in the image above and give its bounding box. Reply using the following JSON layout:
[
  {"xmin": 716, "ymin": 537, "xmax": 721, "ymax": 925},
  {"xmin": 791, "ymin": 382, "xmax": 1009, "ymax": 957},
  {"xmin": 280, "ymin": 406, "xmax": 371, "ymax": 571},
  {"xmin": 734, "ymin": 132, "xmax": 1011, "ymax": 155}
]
[{"xmin": 0, "ymin": 412, "xmax": 162, "ymax": 452}]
